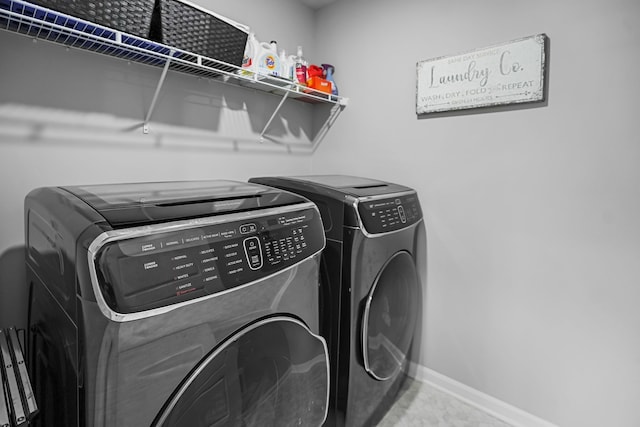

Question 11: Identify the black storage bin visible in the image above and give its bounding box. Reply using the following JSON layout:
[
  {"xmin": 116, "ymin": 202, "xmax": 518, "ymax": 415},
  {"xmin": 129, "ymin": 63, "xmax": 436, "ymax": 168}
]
[
  {"xmin": 24, "ymin": 0, "xmax": 156, "ymax": 39},
  {"xmin": 158, "ymin": 0, "xmax": 248, "ymax": 72}
]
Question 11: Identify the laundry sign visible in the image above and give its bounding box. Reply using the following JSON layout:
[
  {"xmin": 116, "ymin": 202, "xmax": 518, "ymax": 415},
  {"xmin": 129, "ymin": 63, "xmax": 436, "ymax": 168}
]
[{"xmin": 416, "ymin": 34, "xmax": 547, "ymax": 114}]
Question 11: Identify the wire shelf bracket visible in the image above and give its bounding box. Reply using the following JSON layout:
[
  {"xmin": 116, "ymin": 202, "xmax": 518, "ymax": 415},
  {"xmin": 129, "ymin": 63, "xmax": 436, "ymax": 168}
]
[{"xmin": 0, "ymin": 0, "xmax": 349, "ymax": 146}]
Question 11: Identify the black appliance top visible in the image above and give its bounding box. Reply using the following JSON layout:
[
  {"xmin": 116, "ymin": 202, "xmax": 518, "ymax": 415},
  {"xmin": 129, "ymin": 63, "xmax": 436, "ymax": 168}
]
[
  {"xmin": 269, "ymin": 175, "xmax": 414, "ymax": 199},
  {"xmin": 63, "ymin": 180, "xmax": 306, "ymax": 228}
]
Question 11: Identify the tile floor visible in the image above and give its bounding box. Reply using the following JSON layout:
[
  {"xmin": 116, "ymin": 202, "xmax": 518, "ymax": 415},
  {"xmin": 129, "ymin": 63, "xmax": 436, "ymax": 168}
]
[{"xmin": 377, "ymin": 379, "xmax": 514, "ymax": 427}]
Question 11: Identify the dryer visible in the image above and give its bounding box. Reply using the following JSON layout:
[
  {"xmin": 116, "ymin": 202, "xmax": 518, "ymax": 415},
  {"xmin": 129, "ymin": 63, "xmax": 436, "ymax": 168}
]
[
  {"xmin": 249, "ymin": 175, "xmax": 426, "ymax": 427},
  {"xmin": 24, "ymin": 180, "xmax": 330, "ymax": 427}
]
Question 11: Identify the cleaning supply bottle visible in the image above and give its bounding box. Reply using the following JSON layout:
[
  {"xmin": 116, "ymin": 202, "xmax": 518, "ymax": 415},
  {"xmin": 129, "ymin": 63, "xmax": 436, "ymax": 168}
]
[
  {"xmin": 322, "ymin": 63, "xmax": 339, "ymax": 96},
  {"xmin": 287, "ymin": 53, "xmax": 297, "ymax": 81},
  {"xmin": 293, "ymin": 45, "xmax": 308, "ymax": 85},
  {"xmin": 240, "ymin": 32, "xmax": 259, "ymax": 76},
  {"xmin": 257, "ymin": 40, "xmax": 281, "ymax": 77},
  {"xmin": 280, "ymin": 49, "xmax": 294, "ymax": 81}
]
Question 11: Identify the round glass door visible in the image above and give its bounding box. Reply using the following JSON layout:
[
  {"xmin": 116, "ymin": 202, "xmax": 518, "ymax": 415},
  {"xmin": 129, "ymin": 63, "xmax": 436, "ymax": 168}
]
[
  {"xmin": 362, "ymin": 251, "xmax": 420, "ymax": 381},
  {"xmin": 153, "ymin": 317, "xmax": 329, "ymax": 427}
]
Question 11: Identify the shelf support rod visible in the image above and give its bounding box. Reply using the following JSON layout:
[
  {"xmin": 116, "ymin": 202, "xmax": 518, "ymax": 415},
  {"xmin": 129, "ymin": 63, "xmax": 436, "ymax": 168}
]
[
  {"xmin": 144, "ymin": 51, "xmax": 174, "ymax": 134},
  {"xmin": 310, "ymin": 103, "xmax": 344, "ymax": 153},
  {"xmin": 259, "ymin": 90, "xmax": 291, "ymax": 142}
]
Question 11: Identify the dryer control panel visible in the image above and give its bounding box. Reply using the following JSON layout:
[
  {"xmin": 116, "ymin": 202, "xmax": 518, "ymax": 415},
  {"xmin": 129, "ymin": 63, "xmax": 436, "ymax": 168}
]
[
  {"xmin": 357, "ymin": 193, "xmax": 422, "ymax": 234},
  {"xmin": 93, "ymin": 207, "xmax": 324, "ymax": 314}
]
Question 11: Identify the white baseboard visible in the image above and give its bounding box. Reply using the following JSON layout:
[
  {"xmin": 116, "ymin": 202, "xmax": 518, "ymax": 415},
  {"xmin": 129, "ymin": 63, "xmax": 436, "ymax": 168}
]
[{"xmin": 409, "ymin": 363, "xmax": 558, "ymax": 427}]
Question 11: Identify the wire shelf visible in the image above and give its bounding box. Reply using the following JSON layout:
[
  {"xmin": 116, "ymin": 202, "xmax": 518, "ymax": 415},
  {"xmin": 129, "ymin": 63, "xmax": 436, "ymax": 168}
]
[{"xmin": 0, "ymin": 0, "xmax": 347, "ymax": 106}]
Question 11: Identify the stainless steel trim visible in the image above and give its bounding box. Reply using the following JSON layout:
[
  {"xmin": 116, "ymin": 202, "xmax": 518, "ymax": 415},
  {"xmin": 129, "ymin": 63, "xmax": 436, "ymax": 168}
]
[
  {"xmin": 349, "ymin": 189, "xmax": 417, "ymax": 203},
  {"xmin": 87, "ymin": 202, "xmax": 324, "ymax": 322},
  {"xmin": 361, "ymin": 251, "xmax": 414, "ymax": 381},
  {"xmin": 345, "ymin": 190, "xmax": 424, "ymax": 238},
  {"xmin": 153, "ymin": 316, "xmax": 330, "ymax": 427}
]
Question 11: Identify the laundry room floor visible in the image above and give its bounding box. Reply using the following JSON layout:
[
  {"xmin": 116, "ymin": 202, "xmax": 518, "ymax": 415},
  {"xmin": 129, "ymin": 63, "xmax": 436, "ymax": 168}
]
[{"xmin": 377, "ymin": 379, "xmax": 514, "ymax": 427}]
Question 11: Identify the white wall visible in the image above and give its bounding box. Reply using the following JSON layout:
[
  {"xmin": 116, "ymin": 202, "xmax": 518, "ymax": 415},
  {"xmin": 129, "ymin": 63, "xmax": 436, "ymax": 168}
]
[
  {"xmin": 313, "ymin": 0, "xmax": 640, "ymax": 426},
  {"xmin": 0, "ymin": 0, "xmax": 321, "ymax": 329}
]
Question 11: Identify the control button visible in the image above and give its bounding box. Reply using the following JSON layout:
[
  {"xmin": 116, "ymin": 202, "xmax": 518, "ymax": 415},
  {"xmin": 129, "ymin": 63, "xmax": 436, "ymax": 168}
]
[
  {"xmin": 240, "ymin": 223, "xmax": 258, "ymax": 234},
  {"xmin": 228, "ymin": 266, "xmax": 245, "ymax": 275},
  {"xmin": 175, "ymin": 281, "xmax": 197, "ymax": 297},
  {"xmin": 221, "ymin": 229, "xmax": 237, "ymax": 239},
  {"xmin": 171, "ymin": 254, "xmax": 188, "ymax": 262},
  {"xmin": 143, "ymin": 260, "xmax": 158, "ymax": 270},
  {"xmin": 201, "ymin": 231, "xmax": 220, "ymax": 240},
  {"xmin": 201, "ymin": 256, "xmax": 219, "ymax": 264},
  {"xmin": 184, "ymin": 235, "xmax": 201, "ymax": 244},
  {"xmin": 173, "ymin": 262, "xmax": 195, "ymax": 271},
  {"xmin": 162, "ymin": 238, "xmax": 182, "ymax": 248},
  {"xmin": 120, "ymin": 238, "xmax": 162, "ymax": 254},
  {"xmin": 398, "ymin": 205, "xmax": 406, "ymax": 223},
  {"xmin": 141, "ymin": 242, "xmax": 158, "ymax": 252},
  {"xmin": 173, "ymin": 271, "xmax": 192, "ymax": 281},
  {"xmin": 243, "ymin": 236, "xmax": 263, "ymax": 270}
]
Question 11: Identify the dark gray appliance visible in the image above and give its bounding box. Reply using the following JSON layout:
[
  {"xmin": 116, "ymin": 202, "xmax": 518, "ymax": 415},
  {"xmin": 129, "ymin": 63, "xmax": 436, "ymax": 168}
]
[
  {"xmin": 25, "ymin": 180, "xmax": 330, "ymax": 427},
  {"xmin": 249, "ymin": 175, "xmax": 426, "ymax": 427}
]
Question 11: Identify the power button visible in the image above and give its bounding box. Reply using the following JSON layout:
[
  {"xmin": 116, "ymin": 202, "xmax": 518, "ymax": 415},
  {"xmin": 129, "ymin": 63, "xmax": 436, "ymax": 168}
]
[
  {"xmin": 398, "ymin": 205, "xmax": 407, "ymax": 223},
  {"xmin": 243, "ymin": 236, "xmax": 263, "ymax": 270}
]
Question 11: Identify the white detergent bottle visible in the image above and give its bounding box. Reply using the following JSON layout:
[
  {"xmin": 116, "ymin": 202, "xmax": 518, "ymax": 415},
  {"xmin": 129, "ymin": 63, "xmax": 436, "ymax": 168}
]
[
  {"xmin": 240, "ymin": 32, "xmax": 259, "ymax": 76},
  {"xmin": 257, "ymin": 40, "xmax": 280, "ymax": 77},
  {"xmin": 280, "ymin": 49, "xmax": 294, "ymax": 81}
]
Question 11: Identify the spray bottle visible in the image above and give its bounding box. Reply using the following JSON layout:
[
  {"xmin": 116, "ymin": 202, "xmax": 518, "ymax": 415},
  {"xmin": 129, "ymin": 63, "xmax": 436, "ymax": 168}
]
[{"xmin": 293, "ymin": 45, "xmax": 308, "ymax": 85}]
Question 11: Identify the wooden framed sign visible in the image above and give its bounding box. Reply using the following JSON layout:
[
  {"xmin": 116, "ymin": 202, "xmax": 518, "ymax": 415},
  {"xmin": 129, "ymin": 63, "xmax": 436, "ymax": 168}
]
[{"xmin": 416, "ymin": 34, "xmax": 547, "ymax": 114}]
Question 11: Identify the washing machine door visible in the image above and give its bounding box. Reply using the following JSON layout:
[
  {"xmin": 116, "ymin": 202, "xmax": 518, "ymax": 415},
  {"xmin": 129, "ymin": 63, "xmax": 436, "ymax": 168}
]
[
  {"xmin": 362, "ymin": 250, "xmax": 420, "ymax": 381},
  {"xmin": 153, "ymin": 316, "xmax": 329, "ymax": 427}
]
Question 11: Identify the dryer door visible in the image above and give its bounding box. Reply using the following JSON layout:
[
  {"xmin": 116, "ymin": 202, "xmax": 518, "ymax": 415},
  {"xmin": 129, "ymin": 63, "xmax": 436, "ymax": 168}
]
[
  {"xmin": 362, "ymin": 251, "xmax": 420, "ymax": 381},
  {"xmin": 153, "ymin": 316, "xmax": 329, "ymax": 427}
]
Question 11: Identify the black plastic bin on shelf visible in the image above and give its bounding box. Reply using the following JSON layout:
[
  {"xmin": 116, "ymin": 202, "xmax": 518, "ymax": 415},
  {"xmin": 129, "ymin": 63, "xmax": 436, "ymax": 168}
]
[
  {"xmin": 23, "ymin": 0, "xmax": 157, "ymax": 39},
  {"xmin": 1, "ymin": 328, "xmax": 38, "ymax": 427},
  {"xmin": 158, "ymin": 0, "xmax": 248, "ymax": 72}
]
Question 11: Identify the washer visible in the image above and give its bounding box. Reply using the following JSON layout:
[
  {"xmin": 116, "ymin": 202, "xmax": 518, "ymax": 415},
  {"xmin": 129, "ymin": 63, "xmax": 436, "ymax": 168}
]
[
  {"xmin": 25, "ymin": 180, "xmax": 330, "ymax": 427},
  {"xmin": 249, "ymin": 175, "xmax": 426, "ymax": 427}
]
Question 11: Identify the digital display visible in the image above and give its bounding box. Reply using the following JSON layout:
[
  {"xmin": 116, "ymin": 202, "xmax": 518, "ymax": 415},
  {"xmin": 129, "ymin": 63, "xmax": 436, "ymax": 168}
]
[
  {"xmin": 357, "ymin": 193, "xmax": 422, "ymax": 234},
  {"xmin": 94, "ymin": 208, "xmax": 324, "ymax": 314}
]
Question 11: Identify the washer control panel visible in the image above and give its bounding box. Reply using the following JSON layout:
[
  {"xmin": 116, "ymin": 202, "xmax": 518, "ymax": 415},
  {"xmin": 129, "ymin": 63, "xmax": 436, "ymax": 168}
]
[
  {"xmin": 94, "ymin": 207, "xmax": 324, "ymax": 314},
  {"xmin": 357, "ymin": 193, "xmax": 422, "ymax": 234}
]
